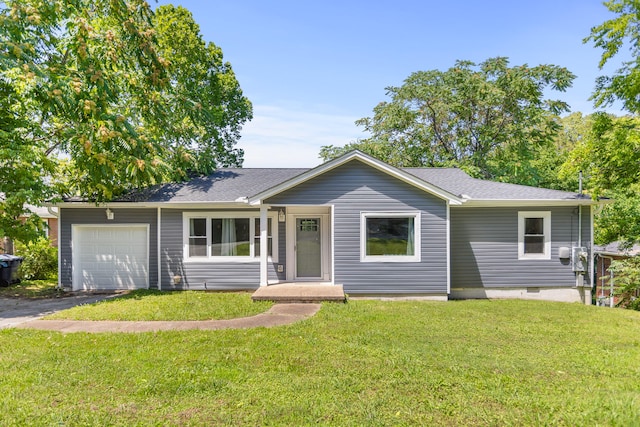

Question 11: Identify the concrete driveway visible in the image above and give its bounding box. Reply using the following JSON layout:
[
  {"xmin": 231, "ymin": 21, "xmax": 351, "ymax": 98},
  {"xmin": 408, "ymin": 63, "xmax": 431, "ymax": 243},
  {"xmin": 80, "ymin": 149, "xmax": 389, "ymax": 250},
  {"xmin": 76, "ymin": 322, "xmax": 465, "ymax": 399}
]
[{"xmin": 0, "ymin": 294, "xmax": 116, "ymax": 329}]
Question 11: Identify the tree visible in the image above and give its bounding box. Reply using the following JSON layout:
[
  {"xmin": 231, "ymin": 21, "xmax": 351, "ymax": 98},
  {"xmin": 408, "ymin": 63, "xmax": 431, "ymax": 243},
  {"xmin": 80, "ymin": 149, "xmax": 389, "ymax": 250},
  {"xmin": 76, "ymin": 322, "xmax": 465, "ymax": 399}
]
[
  {"xmin": 0, "ymin": 80, "xmax": 53, "ymax": 252},
  {"xmin": 585, "ymin": 0, "xmax": 640, "ymax": 113},
  {"xmin": 583, "ymin": 1, "xmax": 640, "ymax": 308},
  {"xmin": 151, "ymin": 5, "xmax": 251, "ymax": 175},
  {"xmin": 320, "ymin": 57, "xmax": 575, "ymax": 185},
  {"xmin": 0, "ymin": 0, "xmax": 251, "ymax": 251},
  {"xmin": 532, "ymin": 112, "xmax": 594, "ymax": 191},
  {"xmin": 560, "ymin": 113, "xmax": 640, "ymax": 245}
]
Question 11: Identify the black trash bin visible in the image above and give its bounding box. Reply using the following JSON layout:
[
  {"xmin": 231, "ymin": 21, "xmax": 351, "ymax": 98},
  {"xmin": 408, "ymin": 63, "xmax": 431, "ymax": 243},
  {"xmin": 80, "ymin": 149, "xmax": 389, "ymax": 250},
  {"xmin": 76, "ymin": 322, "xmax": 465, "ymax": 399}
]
[{"xmin": 0, "ymin": 254, "xmax": 23, "ymax": 287}]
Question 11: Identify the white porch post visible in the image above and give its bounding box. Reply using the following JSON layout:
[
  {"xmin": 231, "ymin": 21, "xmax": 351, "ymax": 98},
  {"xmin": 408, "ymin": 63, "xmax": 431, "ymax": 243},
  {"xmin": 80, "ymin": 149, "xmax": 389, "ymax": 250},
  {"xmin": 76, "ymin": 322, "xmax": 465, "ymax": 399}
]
[{"xmin": 259, "ymin": 205, "xmax": 268, "ymax": 286}]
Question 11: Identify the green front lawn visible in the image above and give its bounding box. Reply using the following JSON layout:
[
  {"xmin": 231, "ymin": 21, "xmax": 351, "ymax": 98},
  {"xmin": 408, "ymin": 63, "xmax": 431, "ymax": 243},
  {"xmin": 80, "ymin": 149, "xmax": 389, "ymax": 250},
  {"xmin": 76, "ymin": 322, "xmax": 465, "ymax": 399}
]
[
  {"xmin": 1, "ymin": 299, "xmax": 639, "ymax": 425},
  {"xmin": 45, "ymin": 290, "xmax": 273, "ymax": 321}
]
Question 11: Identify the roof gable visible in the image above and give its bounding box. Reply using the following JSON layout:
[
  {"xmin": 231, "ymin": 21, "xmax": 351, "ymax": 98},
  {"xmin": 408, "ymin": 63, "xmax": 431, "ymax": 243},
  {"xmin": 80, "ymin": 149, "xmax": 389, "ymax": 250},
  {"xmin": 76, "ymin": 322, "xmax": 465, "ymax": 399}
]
[{"xmin": 247, "ymin": 151, "xmax": 463, "ymax": 205}]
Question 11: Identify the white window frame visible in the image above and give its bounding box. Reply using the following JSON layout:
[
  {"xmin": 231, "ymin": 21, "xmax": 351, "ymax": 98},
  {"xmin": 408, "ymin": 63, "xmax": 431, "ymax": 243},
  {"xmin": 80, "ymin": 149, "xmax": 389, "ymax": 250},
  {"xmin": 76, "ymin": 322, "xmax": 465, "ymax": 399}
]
[
  {"xmin": 518, "ymin": 211, "xmax": 551, "ymax": 260},
  {"xmin": 183, "ymin": 212, "xmax": 278, "ymax": 262},
  {"xmin": 360, "ymin": 211, "xmax": 421, "ymax": 263}
]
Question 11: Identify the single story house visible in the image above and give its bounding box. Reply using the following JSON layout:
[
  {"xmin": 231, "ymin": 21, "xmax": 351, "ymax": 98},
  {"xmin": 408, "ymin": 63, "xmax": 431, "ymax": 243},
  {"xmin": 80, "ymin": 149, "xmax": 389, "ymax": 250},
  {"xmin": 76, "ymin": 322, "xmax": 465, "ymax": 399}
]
[
  {"xmin": 1, "ymin": 205, "xmax": 58, "ymax": 254},
  {"xmin": 55, "ymin": 151, "xmax": 600, "ymax": 303},
  {"xmin": 27, "ymin": 206, "xmax": 59, "ymax": 247}
]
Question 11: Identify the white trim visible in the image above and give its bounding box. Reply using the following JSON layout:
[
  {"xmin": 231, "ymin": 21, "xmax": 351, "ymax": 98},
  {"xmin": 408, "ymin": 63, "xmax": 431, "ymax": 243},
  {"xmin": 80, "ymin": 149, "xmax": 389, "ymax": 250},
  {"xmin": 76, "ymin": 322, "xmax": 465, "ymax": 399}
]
[
  {"xmin": 330, "ymin": 205, "xmax": 335, "ymax": 285},
  {"xmin": 247, "ymin": 151, "xmax": 462, "ymax": 205},
  {"xmin": 182, "ymin": 211, "xmax": 278, "ymax": 263},
  {"xmin": 459, "ymin": 199, "xmax": 601, "ymax": 207},
  {"xmin": 518, "ymin": 211, "xmax": 551, "ymax": 260},
  {"xmin": 360, "ymin": 211, "xmax": 421, "ymax": 263},
  {"xmin": 590, "ymin": 205, "xmax": 595, "ymax": 289},
  {"xmin": 55, "ymin": 202, "xmax": 251, "ymax": 209},
  {"xmin": 286, "ymin": 213, "xmax": 331, "ymax": 282},
  {"xmin": 259, "ymin": 206, "xmax": 268, "ymax": 286},
  {"xmin": 157, "ymin": 207, "xmax": 162, "ymax": 290},
  {"xmin": 57, "ymin": 209, "xmax": 62, "ymax": 290},
  {"xmin": 446, "ymin": 203, "xmax": 451, "ymax": 295},
  {"xmin": 71, "ymin": 224, "xmax": 150, "ymax": 291}
]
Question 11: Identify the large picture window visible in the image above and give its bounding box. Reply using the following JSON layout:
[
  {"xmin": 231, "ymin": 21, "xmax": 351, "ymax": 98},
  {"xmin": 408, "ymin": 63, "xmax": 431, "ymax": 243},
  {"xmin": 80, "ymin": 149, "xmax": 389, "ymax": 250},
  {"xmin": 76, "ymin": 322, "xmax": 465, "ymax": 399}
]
[
  {"xmin": 184, "ymin": 213, "xmax": 277, "ymax": 261},
  {"xmin": 518, "ymin": 211, "xmax": 551, "ymax": 260},
  {"xmin": 361, "ymin": 212, "xmax": 420, "ymax": 262}
]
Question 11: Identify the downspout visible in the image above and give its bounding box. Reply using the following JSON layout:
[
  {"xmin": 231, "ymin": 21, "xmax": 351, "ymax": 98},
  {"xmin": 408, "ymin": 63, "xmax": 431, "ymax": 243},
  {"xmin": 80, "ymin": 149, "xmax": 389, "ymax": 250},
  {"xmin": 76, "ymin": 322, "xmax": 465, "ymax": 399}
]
[
  {"xmin": 577, "ymin": 172, "xmax": 585, "ymax": 299},
  {"xmin": 46, "ymin": 208, "xmax": 62, "ymax": 289},
  {"xmin": 600, "ymin": 255, "xmax": 615, "ymax": 308},
  {"xmin": 56, "ymin": 207, "xmax": 62, "ymax": 290},
  {"xmin": 578, "ymin": 171, "xmax": 582, "ymax": 248}
]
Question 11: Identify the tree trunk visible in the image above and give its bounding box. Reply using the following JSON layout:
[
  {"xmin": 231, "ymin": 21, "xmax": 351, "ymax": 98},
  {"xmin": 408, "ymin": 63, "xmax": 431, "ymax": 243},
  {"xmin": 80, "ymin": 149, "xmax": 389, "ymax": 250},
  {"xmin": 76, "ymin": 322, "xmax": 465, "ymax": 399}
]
[{"xmin": 2, "ymin": 237, "xmax": 13, "ymax": 255}]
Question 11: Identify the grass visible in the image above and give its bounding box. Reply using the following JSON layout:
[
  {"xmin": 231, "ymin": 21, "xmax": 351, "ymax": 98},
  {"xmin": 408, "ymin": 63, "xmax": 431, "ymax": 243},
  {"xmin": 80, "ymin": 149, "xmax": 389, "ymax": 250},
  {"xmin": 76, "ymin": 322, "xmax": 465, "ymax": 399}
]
[
  {"xmin": 0, "ymin": 278, "xmax": 63, "ymax": 299},
  {"xmin": 1, "ymin": 299, "xmax": 639, "ymax": 425},
  {"xmin": 45, "ymin": 290, "xmax": 273, "ymax": 321}
]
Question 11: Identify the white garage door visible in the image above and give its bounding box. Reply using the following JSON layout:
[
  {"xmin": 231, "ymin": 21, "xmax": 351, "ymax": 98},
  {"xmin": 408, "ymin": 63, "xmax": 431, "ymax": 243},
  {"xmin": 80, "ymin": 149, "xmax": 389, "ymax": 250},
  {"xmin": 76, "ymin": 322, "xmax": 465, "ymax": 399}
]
[{"xmin": 73, "ymin": 225, "xmax": 149, "ymax": 291}]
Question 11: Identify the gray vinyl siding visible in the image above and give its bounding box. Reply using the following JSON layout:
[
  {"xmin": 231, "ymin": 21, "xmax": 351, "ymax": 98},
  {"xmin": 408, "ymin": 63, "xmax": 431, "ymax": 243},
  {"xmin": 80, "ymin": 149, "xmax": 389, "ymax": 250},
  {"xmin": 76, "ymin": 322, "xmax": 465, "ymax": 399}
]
[
  {"xmin": 450, "ymin": 206, "xmax": 592, "ymax": 289},
  {"xmin": 159, "ymin": 208, "xmax": 284, "ymax": 290},
  {"xmin": 266, "ymin": 160, "xmax": 448, "ymax": 295},
  {"xmin": 59, "ymin": 207, "xmax": 158, "ymax": 288}
]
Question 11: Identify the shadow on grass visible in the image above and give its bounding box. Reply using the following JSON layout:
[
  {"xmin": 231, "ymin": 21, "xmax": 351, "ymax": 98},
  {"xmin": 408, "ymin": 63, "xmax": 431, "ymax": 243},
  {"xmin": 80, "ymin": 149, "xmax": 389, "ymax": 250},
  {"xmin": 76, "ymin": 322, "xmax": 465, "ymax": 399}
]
[{"xmin": 0, "ymin": 278, "xmax": 65, "ymax": 299}]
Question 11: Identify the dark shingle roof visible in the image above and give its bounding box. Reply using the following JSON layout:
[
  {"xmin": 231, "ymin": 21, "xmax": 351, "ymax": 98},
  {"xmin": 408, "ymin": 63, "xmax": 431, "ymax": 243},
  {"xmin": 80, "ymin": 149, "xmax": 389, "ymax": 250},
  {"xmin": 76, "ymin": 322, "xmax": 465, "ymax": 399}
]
[
  {"xmin": 404, "ymin": 168, "xmax": 582, "ymax": 200},
  {"xmin": 115, "ymin": 165, "xmax": 583, "ymax": 203},
  {"xmin": 117, "ymin": 168, "xmax": 308, "ymax": 203}
]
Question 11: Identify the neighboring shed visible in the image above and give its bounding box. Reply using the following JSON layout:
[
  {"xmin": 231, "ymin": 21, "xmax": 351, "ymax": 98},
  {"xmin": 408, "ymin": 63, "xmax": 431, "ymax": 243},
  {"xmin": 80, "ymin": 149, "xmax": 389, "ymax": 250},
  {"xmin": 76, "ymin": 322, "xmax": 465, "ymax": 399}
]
[{"xmin": 594, "ymin": 242, "xmax": 640, "ymax": 307}]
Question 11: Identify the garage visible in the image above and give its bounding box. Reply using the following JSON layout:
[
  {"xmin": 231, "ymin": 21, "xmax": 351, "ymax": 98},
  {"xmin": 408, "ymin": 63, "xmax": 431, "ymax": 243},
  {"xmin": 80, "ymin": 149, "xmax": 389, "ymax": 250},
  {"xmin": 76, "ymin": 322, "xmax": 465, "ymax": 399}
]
[{"xmin": 72, "ymin": 225, "xmax": 149, "ymax": 291}]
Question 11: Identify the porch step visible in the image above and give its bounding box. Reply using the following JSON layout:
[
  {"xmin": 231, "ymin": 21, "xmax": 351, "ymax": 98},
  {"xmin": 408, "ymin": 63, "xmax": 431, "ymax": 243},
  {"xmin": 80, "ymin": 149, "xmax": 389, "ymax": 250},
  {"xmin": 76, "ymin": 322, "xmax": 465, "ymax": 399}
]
[{"xmin": 252, "ymin": 284, "xmax": 346, "ymax": 303}]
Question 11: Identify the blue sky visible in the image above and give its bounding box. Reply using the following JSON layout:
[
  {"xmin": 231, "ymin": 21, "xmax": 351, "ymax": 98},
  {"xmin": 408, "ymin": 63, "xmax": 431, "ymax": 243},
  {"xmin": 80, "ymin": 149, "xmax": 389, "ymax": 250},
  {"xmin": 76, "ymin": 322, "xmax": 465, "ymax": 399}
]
[{"xmin": 155, "ymin": 0, "xmax": 620, "ymax": 167}]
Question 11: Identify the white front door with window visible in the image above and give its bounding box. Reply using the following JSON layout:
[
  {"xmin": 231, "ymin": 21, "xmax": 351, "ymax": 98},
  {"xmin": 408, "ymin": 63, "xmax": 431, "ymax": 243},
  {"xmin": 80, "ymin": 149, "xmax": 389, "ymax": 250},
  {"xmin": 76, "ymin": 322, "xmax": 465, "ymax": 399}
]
[
  {"xmin": 286, "ymin": 211, "xmax": 331, "ymax": 282},
  {"xmin": 296, "ymin": 218, "xmax": 322, "ymax": 279}
]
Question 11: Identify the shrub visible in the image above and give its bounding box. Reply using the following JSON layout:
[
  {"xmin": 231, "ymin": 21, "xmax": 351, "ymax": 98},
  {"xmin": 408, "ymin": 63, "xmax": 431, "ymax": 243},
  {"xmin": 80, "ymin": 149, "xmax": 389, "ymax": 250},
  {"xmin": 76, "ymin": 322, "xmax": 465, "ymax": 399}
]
[
  {"xmin": 610, "ymin": 256, "xmax": 640, "ymax": 310},
  {"xmin": 15, "ymin": 237, "xmax": 58, "ymax": 280}
]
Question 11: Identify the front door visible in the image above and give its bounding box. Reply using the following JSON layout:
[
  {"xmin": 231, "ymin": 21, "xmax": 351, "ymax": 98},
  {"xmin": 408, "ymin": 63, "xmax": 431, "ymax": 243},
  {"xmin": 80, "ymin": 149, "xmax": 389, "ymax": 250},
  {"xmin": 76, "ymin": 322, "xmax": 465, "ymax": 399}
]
[{"xmin": 295, "ymin": 217, "xmax": 322, "ymax": 279}]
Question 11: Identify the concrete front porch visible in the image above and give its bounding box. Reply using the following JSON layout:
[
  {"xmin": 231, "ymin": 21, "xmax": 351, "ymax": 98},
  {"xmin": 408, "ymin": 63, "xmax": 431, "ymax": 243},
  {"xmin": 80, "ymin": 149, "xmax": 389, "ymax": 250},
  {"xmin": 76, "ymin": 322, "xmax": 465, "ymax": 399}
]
[{"xmin": 252, "ymin": 283, "xmax": 346, "ymax": 303}]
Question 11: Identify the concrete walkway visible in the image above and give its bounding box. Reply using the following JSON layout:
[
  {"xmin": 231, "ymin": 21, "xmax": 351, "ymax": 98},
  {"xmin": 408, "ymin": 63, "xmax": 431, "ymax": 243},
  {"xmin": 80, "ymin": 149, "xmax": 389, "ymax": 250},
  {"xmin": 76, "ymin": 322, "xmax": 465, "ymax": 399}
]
[
  {"xmin": 14, "ymin": 303, "xmax": 321, "ymax": 333},
  {"xmin": 0, "ymin": 294, "xmax": 118, "ymax": 330}
]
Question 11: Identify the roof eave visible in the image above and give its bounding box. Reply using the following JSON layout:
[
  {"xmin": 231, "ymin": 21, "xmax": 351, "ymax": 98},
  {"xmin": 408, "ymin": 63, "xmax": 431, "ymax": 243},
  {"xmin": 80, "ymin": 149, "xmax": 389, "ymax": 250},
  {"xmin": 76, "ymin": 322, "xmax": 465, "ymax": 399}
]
[
  {"xmin": 54, "ymin": 201, "xmax": 251, "ymax": 209},
  {"xmin": 458, "ymin": 198, "xmax": 604, "ymax": 207}
]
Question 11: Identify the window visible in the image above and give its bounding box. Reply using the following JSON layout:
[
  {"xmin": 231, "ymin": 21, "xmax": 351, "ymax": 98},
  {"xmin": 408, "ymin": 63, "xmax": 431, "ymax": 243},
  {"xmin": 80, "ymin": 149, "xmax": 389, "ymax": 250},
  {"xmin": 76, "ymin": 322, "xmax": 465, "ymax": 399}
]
[
  {"xmin": 211, "ymin": 218, "xmax": 250, "ymax": 256},
  {"xmin": 254, "ymin": 218, "xmax": 273, "ymax": 257},
  {"xmin": 188, "ymin": 218, "xmax": 207, "ymax": 257},
  {"xmin": 361, "ymin": 212, "xmax": 420, "ymax": 262},
  {"xmin": 518, "ymin": 211, "xmax": 551, "ymax": 260},
  {"xmin": 183, "ymin": 213, "xmax": 277, "ymax": 261}
]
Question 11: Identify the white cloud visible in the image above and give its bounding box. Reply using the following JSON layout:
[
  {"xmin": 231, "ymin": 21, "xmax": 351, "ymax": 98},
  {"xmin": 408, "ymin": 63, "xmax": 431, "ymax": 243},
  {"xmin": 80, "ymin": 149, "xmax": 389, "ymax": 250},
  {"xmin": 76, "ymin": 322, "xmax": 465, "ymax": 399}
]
[{"xmin": 237, "ymin": 104, "xmax": 367, "ymax": 168}]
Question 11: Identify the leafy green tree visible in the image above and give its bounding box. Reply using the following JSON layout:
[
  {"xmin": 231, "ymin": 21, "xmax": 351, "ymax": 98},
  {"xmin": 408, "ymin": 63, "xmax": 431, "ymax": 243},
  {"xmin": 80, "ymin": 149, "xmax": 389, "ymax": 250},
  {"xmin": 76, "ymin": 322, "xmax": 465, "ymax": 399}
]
[
  {"xmin": 0, "ymin": 0, "xmax": 251, "ymax": 251},
  {"xmin": 531, "ymin": 112, "xmax": 594, "ymax": 191},
  {"xmin": 561, "ymin": 113, "xmax": 640, "ymax": 245},
  {"xmin": 151, "ymin": 5, "xmax": 251, "ymax": 175},
  {"xmin": 582, "ymin": 1, "xmax": 640, "ymax": 308},
  {"xmin": 320, "ymin": 57, "xmax": 575, "ymax": 185},
  {"xmin": 609, "ymin": 257, "xmax": 640, "ymax": 310},
  {"xmin": 585, "ymin": 0, "xmax": 640, "ymax": 113}
]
